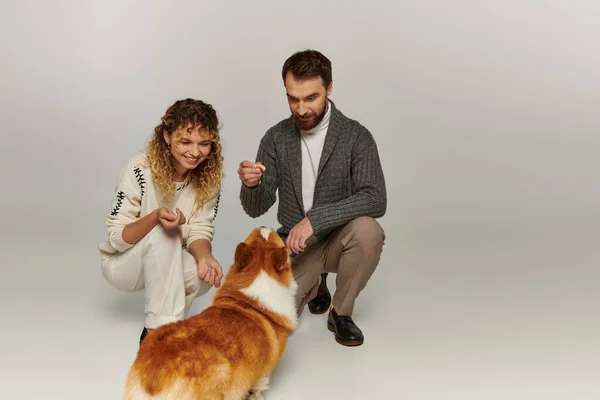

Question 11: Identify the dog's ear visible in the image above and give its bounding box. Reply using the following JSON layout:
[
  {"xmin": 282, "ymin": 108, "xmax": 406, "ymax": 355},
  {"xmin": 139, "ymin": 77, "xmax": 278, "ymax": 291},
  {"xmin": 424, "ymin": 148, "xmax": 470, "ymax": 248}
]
[
  {"xmin": 235, "ymin": 242, "xmax": 253, "ymax": 269},
  {"xmin": 273, "ymin": 247, "xmax": 290, "ymax": 271}
]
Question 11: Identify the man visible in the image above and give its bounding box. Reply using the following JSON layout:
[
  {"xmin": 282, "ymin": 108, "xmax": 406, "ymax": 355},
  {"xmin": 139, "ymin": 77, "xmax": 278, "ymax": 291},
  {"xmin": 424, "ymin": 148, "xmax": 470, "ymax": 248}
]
[{"xmin": 237, "ymin": 49, "xmax": 386, "ymax": 346}]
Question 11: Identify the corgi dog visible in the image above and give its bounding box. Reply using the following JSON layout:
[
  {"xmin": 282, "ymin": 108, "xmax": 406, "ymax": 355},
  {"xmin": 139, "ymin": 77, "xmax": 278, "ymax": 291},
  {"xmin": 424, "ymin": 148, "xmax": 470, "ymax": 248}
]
[{"xmin": 123, "ymin": 226, "xmax": 298, "ymax": 400}]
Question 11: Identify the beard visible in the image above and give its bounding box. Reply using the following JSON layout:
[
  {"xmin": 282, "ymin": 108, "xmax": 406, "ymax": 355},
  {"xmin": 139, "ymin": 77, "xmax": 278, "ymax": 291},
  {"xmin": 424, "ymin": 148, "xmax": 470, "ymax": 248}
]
[{"xmin": 293, "ymin": 101, "xmax": 328, "ymax": 131}]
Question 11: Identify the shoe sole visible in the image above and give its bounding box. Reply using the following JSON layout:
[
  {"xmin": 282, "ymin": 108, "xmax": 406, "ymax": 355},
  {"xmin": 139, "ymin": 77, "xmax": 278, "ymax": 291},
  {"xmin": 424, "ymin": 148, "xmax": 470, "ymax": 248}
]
[
  {"xmin": 327, "ymin": 321, "xmax": 364, "ymax": 346},
  {"xmin": 308, "ymin": 306, "xmax": 329, "ymax": 315}
]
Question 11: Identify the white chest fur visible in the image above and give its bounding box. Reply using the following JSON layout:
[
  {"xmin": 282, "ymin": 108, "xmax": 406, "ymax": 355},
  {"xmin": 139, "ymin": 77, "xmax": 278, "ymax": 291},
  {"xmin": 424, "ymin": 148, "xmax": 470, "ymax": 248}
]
[{"xmin": 240, "ymin": 270, "xmax": 298, "ymax": 327}]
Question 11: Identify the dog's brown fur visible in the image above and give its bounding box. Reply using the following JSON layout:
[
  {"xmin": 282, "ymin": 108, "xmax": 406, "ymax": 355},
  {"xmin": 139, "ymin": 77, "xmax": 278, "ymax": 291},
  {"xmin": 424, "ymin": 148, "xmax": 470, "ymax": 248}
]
[{"xmin": 123, "ymin": 227, "xmax": 298, "ymax": 400}]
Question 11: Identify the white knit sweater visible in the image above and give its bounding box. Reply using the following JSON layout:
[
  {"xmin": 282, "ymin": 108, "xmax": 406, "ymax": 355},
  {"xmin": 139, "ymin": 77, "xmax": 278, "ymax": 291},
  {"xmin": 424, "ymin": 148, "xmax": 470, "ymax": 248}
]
[{"xmin": 97, "ymin": 153, "xmax": 221, "ymax": 260}]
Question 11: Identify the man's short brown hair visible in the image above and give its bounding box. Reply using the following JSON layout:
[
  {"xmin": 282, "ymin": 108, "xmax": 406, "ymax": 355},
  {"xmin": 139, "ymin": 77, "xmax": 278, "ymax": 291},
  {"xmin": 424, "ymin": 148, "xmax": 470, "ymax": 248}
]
[{"xmin": 282, "ymin": 49, "xmax": 332, "ymax": 88}]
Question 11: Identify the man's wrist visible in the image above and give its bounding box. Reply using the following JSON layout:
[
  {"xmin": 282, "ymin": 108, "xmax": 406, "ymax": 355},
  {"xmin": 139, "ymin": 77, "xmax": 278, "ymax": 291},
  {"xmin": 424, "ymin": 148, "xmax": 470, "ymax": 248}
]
[{"xmin": 242, "ymin": 179, "xmax": 261, "ymax": 189}]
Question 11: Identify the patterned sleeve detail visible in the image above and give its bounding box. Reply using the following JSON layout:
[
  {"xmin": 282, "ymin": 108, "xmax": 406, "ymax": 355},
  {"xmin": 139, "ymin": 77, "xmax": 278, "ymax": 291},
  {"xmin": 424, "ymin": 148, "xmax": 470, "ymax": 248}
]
[
  {"xmin": 133, "ymin": 166, "xmax": 146, "ymax": 196},
  {"xmin": 186, "ymin": 189, "xmax": 221, "ymax": 247},
  {"xmin": 213, "ymin": 194, "xmax": 220, "ymax": 220},
  {"xmin": 110, "ymin": 191, "xmax": 125, "ymax": 216},
  {"xmin": 104, "ymin": 159, "xmax": 144, "ymax": 252}
]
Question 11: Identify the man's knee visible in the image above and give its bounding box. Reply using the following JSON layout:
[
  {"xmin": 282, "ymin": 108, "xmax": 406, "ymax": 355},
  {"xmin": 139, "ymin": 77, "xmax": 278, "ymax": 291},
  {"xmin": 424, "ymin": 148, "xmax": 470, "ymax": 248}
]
[
  {"xmin": 345, "ymin": 217, "xmax": 385, "ymax": 249},
  {"xmin": 293, "ymin": 270, "xmax": 321, "ymax": 295}
]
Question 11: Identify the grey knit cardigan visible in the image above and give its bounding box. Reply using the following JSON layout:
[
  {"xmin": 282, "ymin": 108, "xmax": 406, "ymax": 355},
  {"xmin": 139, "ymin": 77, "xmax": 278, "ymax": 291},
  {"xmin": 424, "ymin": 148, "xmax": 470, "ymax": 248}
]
[{"xmin": 239, "ymin": 101, "xmax": 387, "ymax": 243}]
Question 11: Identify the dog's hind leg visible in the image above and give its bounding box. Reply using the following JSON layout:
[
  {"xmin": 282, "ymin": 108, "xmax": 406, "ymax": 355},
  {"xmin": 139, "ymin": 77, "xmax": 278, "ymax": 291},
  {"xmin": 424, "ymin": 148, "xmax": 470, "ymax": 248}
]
[
  {"xmin": 224, "ymin": 390, "xmax": 250, "ymax": 400},
  {"xmin": 123, "ymin": 368, "xmax": 153, "ymax": 400},
  {"xmin": 225, "ymin": 379, "xmax": 262, "ymax": 400},
  {"xmin": 246, "ymin": 376, "xmax": 270, "ymax": 400}
]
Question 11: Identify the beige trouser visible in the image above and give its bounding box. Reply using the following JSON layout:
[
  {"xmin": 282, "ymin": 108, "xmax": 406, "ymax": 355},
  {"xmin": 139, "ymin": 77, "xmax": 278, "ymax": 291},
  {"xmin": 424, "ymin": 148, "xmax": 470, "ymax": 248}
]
[
  {"xmin": 292, "ymin": 216, "xmax": 386, "ymax": 317},
  {"xmin": 101, "ymin": 225, "xmax": 211, "ymax": 329}
]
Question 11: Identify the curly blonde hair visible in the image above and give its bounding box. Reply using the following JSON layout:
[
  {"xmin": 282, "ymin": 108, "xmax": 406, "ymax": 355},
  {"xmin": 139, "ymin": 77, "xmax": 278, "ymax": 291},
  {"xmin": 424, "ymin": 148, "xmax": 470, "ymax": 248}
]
[{"xmin": 146, "ymin": 98, "xmax": 224, "ymax": 211}]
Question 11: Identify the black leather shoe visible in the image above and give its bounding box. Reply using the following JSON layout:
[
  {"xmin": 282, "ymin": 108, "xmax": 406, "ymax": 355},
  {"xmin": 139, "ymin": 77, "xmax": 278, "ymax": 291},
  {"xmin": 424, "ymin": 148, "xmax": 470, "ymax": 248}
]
[
  {"xmin": 139, "ymin": 327, "xmax": 148, "ymax": 346},
  {"xmin": 308, "ymin": 273, "xmax": 331, "ymax": 314},
  {"xmin": 327, "ymin": 308, "xmax": 364, "ymax": 346}
]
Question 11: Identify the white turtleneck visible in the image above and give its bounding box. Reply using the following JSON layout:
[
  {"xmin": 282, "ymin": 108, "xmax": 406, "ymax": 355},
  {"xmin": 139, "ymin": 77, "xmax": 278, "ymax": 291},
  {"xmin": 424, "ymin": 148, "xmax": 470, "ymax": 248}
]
[{"xmin": 300, "ymin": 100, "xmax": 331, "ymax": 213}]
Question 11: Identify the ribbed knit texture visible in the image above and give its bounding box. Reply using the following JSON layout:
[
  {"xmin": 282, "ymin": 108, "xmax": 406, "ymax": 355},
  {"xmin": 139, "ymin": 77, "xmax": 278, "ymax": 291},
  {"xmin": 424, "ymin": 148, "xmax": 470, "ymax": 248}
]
[{"xmin": 240, "ymin": 101, "xmax": 386, "ymax": 242}]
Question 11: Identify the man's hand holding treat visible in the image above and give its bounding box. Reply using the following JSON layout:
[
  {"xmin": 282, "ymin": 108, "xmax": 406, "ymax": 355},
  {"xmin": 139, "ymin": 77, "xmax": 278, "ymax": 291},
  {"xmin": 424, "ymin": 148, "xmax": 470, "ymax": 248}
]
[{"xmin": 237, "ymin": 160, "xmax": 264, "ymax": 188}]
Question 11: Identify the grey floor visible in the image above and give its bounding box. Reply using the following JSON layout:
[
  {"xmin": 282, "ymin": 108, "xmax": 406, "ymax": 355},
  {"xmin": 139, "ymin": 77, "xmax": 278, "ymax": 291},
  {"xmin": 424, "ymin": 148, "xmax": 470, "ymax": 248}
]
[{"xmin": 2, "ymin": 216, "xmax": 598, "ymax": 399}]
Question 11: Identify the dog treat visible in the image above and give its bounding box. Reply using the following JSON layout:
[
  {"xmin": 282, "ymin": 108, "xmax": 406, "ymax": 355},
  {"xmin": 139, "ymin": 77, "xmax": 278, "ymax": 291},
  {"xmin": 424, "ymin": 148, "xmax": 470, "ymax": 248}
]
[{"xmin": 256, "ymin": 162, "xmax": 266, "ymax": 172}]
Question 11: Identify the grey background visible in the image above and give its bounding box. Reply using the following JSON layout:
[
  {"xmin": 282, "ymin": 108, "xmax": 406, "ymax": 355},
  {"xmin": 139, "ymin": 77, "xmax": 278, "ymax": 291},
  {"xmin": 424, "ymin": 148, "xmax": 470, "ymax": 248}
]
[{"xmin": 1, "ymin": 1, "xmax": 599, "ymax": 399}]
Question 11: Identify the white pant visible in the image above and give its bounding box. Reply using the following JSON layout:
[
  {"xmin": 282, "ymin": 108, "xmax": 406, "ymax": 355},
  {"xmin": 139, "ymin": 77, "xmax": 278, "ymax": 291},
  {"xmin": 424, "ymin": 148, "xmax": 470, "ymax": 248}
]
[{"xmin": 101, "ymin": 225, "xmax": 211, "ymax": 329}]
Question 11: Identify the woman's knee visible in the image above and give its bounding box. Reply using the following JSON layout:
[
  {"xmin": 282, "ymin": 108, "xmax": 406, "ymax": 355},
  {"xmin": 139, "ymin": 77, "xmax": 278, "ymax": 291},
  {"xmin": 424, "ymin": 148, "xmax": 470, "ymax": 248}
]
[
  {"xmin": 193, "ymin": 280, "xmax": 212, "ymax": 298},
  {"xmin": 101, "ymin": 262, "xmax": 142, "ymax": 292},
  {"xmin": 146, "ymin": 225, "xmax": 183, "ymax": 249},
  {"xmin": 184, "ymin": 272, "xmax": 210, "ymax": 297}
]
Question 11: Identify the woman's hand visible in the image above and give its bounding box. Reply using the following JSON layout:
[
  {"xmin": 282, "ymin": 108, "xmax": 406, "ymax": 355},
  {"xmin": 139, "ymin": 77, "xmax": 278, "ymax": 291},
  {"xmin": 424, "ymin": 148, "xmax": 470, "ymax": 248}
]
[
  {"xmin": 156, "ymin": 207, "xmax": 186, "ymax": 230},
  {"xmin": 197, "ymin": 255, "xmax": 224, "ymax": 288}
]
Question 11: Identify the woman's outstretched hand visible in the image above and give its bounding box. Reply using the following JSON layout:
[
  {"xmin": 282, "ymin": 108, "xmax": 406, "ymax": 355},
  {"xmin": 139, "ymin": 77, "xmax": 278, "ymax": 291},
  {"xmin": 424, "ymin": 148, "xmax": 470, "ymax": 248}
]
[{"xmin": 197, "ymin": 255, "xmax": 224, "ymax": 288}]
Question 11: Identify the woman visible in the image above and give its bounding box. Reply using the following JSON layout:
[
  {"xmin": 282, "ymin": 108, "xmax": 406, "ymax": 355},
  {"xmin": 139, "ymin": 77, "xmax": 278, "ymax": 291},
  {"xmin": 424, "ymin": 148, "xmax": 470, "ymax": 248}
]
[{"xmin": 98, "ymin": 98, "xmax": 224, "ymax": 345}]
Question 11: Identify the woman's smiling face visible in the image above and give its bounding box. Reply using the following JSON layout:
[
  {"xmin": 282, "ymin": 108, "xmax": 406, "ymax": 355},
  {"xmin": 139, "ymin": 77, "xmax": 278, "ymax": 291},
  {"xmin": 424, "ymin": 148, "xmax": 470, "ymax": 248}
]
[{"xmin": 165, "ymin": 122, "xmax": 212, "ymax": 180}]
